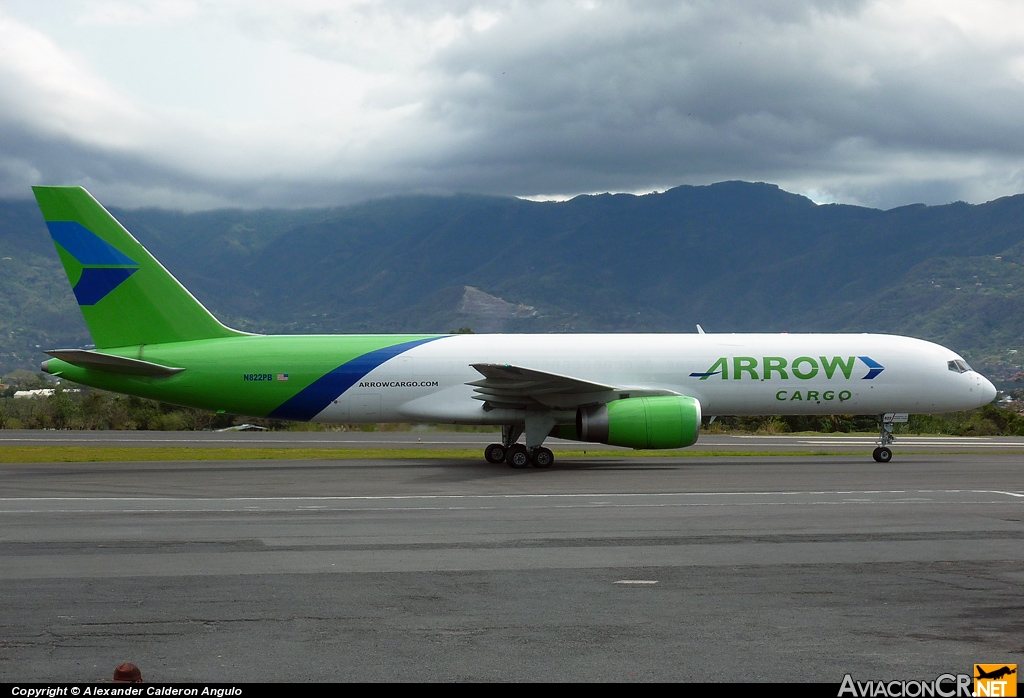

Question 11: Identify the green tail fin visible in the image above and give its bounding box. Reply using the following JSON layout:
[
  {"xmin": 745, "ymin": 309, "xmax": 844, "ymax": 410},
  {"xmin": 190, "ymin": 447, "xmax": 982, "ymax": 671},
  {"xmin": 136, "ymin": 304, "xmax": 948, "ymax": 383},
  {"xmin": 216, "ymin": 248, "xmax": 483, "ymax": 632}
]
[{"xmin": 33, "ymin": 186, "xmax": 245, "ymax": 348}]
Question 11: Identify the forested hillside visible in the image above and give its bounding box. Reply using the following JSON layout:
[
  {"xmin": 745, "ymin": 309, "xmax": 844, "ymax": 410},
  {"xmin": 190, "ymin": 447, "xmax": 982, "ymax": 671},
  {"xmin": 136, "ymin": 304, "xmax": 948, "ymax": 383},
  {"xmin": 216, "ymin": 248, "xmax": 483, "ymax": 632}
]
[{"xmin": 2, "ymin": 182, "xmax": 1022, "ymax": 384}]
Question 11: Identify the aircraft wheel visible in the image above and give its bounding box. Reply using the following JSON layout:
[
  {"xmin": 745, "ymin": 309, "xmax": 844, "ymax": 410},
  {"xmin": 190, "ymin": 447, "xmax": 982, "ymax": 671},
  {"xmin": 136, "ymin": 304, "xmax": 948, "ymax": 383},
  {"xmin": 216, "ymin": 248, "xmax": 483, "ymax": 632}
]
[
  {"xmin": 484, "ymin": 443, "xmax": 507, "ymax": 464},
  {"xmin": 531, "ymin": 447, "xmax": 554, "ymax": 468},
  {"xmin": 872, "ymin": 447, "xmax": 892, "ymax": 463},
  {"xmin": 507, "ymin": 445, "xmax": 530, "ymax": 468}
]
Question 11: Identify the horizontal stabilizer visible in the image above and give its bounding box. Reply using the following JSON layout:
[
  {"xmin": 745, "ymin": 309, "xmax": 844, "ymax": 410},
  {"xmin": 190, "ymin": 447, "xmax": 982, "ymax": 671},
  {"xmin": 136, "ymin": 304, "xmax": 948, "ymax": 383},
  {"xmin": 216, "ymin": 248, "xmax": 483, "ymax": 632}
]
[{"xmin": 44, "ymin": 349, "xmax": 185, "ymax": 377}]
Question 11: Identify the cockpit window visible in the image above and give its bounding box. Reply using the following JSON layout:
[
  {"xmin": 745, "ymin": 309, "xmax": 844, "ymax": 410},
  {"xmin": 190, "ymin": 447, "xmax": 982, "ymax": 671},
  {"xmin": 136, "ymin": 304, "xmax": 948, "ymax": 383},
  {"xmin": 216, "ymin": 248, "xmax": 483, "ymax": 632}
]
[{"xmin": 947, "ymin": 360, "xmax": 973, "ymax": 373}]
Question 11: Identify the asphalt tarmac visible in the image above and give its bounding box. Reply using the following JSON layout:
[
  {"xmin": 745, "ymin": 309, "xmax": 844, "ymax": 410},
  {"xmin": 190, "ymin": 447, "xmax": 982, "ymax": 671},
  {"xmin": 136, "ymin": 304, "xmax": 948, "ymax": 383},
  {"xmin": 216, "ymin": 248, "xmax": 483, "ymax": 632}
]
[
  {"xmin": 0, "ymin": 434, "xmax": 1022, "ymax": 682},
  {"xmin": 2, "ymin": 428, "xmax": 1024, "ymax": 453}
]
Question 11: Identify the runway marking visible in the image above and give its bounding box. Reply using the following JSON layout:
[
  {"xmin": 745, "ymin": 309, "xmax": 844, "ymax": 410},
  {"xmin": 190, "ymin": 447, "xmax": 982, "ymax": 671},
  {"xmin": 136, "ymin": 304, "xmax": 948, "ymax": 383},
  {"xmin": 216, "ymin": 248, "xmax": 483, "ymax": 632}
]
[
  {"xmin": 0, "ymin": 490, "xmax": 1019, "ymax": 514},
  {"xmin": 614, "ymin": 580, "xmax": 659, "ymax": 585},
  {"xmin": 2, "ymin": 539, "xmax": 1023, "ymax": 579},
  {"xmin": 2, "ymin": 489, "xmax": 1021, "ymax": 502},
  {"xmin": 799, "ymin": 441, "xmax": 1024, "ymax": 447},
  {"xmin": 5, "ymin": 503, "xmax": 1005, "ymax": 515},
  {"xmin": 733, "ymin": 435, "xmax": 1022, "ymax": 442},
  {"xmin": 0, "ymin": 437, "xmax": 493, "ymax": 445}
]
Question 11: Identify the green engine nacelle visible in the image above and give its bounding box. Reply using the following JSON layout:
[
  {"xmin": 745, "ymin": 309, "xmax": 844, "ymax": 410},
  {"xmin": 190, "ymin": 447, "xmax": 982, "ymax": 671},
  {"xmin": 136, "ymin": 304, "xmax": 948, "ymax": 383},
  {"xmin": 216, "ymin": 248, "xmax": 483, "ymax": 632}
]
[{"xmin": 575, "ymin": 395, "xmax": 702, "ymax": 449}]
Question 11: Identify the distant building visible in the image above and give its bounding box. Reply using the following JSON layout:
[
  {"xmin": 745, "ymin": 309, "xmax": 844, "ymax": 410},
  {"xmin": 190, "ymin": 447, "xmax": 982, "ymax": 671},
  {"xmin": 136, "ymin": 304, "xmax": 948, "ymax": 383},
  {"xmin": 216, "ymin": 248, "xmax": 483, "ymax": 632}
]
[
  {"xmin": 12, "ymin": 389, "xmax": 79, "ymax": 398},
  {"xmin": 14, "ymin": 389, "xmax": 55, "ymax": 398}
]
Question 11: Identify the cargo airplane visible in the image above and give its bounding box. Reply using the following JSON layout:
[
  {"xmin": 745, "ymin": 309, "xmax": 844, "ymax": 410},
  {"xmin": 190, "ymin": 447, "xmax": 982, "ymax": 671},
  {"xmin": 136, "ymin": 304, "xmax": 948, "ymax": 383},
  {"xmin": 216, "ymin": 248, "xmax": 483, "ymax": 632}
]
[{"xmin": 33, "ymin": 186, "xmax": 997, "ymax": 468}]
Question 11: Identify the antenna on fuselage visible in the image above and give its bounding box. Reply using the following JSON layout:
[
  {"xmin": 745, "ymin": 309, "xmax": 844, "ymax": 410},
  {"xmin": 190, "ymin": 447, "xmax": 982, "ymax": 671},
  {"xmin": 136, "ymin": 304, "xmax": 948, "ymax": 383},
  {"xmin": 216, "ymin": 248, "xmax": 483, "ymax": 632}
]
[{"xmin": 696, "ymin": 324, "xmax": 706, "ymax": 335}]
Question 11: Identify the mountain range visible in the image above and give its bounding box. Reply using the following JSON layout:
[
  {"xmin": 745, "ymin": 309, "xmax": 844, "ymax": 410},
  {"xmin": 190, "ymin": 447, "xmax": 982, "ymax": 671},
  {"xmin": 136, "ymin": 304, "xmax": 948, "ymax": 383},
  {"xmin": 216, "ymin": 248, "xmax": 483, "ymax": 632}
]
[{"xmin": 2, "ymin": 181, "xmax": 1022, "ymax": 385}]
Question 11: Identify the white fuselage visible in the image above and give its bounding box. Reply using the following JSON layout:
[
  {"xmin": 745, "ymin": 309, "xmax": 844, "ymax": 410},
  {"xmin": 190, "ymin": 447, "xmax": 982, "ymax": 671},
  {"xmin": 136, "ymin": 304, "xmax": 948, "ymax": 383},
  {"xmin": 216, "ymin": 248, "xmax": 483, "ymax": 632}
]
[{"xmin": 311, "ymin": 333, "xmax": 997, "ymax": 424}]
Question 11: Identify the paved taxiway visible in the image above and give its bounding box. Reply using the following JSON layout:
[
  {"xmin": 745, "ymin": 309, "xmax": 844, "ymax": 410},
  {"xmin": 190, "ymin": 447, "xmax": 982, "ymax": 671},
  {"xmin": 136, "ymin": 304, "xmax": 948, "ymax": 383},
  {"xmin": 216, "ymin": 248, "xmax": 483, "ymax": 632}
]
[
  {"xmin": 3, "ymin": 428, "xmax": 1024, "ymax": 452},
  {"xmin": 0, "ymin": 438, "xmax": 1021, "ymax": 682}
]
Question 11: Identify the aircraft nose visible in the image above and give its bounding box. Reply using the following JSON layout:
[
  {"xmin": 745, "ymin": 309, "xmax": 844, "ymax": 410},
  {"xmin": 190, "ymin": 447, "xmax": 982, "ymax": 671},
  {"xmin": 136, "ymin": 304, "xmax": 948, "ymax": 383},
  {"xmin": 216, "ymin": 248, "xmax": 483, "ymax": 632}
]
[{"xmin": 979, "ymin": 376, "xmax": 997, "ymax": 405}]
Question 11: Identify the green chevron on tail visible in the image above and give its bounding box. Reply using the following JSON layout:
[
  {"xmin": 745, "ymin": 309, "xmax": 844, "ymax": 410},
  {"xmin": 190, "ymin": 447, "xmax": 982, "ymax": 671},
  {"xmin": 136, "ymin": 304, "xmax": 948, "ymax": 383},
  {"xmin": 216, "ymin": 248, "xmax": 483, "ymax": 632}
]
[{"xmin": 33, "ymin": 186, "xmax": 244, "ymax": 348}]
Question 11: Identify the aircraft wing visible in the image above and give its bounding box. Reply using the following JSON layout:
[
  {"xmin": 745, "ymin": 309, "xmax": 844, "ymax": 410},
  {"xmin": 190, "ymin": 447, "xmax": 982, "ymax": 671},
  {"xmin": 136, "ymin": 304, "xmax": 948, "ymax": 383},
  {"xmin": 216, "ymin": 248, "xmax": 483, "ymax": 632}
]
[{"xmin": 468, "ymin": 363, "xmax": 677, "ymax": 410}]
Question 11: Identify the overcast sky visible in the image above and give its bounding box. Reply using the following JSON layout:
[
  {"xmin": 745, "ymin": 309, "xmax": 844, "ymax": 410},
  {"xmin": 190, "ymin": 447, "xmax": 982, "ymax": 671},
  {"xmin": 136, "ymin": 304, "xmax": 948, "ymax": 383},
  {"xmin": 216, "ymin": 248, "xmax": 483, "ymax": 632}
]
[{"xmin": 2, "ymin": 0, "xmax": 1024, "ymax": 210}]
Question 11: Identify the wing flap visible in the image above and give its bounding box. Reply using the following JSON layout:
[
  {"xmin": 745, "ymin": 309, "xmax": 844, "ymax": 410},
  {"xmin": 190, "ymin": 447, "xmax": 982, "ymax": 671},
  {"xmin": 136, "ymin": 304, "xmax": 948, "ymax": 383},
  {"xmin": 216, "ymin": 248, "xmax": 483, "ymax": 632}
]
[
  {"xmin": 469, "ymin": 363, "xmax": 614, "ymax": 393},
  {"xmin": 468, "ymin": 362, "xmax": 679, "ymax": 409}
]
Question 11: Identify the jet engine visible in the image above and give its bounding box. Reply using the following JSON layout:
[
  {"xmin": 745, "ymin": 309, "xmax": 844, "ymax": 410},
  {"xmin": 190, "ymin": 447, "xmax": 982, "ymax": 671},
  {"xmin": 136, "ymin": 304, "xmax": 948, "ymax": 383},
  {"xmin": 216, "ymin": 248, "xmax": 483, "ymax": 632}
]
[{"xmin": 575, "ymin": 395, "xmax": 701, "ymax": 449}]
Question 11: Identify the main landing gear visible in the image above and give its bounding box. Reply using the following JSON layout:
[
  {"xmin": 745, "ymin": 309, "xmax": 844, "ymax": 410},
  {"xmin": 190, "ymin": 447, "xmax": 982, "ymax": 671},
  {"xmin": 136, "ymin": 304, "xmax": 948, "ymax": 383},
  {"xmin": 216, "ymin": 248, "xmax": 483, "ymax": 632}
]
[
  {"xmin": 484, "ymin": 425, "xmax": 555, "ymax": 468},
  {"xmin": 483, "ymin": 442, "xmax": 555, "ymax": 468}
]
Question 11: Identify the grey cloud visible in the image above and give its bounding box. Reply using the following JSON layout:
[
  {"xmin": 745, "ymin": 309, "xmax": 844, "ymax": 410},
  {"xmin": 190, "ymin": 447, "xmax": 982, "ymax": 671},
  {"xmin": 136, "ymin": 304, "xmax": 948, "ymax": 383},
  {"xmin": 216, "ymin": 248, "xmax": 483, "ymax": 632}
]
[
  {"xmin": 402, "ymin": 1, "xmax": 1024, "ymax": 203},
  {"xmin": 4, "ymin": 1, "xmax": 1024, "ymax": 210}
]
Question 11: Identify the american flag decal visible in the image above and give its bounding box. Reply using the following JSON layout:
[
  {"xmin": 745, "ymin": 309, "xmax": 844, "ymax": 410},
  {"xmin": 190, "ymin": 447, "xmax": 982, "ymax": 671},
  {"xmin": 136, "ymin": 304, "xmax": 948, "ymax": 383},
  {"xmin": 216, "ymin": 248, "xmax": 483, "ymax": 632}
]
[{"xmin": 277, "ymin": 373, "xmax": 289, "ymax": 381}]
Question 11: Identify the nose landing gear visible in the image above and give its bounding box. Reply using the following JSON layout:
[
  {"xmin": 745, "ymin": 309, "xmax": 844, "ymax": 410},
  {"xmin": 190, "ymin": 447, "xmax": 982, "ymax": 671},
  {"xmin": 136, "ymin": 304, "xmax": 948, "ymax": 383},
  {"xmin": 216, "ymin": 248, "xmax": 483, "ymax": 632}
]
[
  {"xmin": 872, "ymin": 413, "xmax": 907, "ymax": 462},
  {"xmin": 872, "ymin": 420, "xmax": 894, "ymax": 463}
]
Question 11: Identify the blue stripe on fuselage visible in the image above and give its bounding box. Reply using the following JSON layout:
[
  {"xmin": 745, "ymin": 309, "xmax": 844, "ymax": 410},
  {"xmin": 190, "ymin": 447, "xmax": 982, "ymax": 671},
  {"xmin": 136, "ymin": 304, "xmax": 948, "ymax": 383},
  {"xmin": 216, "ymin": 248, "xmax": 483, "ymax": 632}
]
[{"xmin": 268, "ymin": 337, "xmax": 445, "ymax": 421}]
